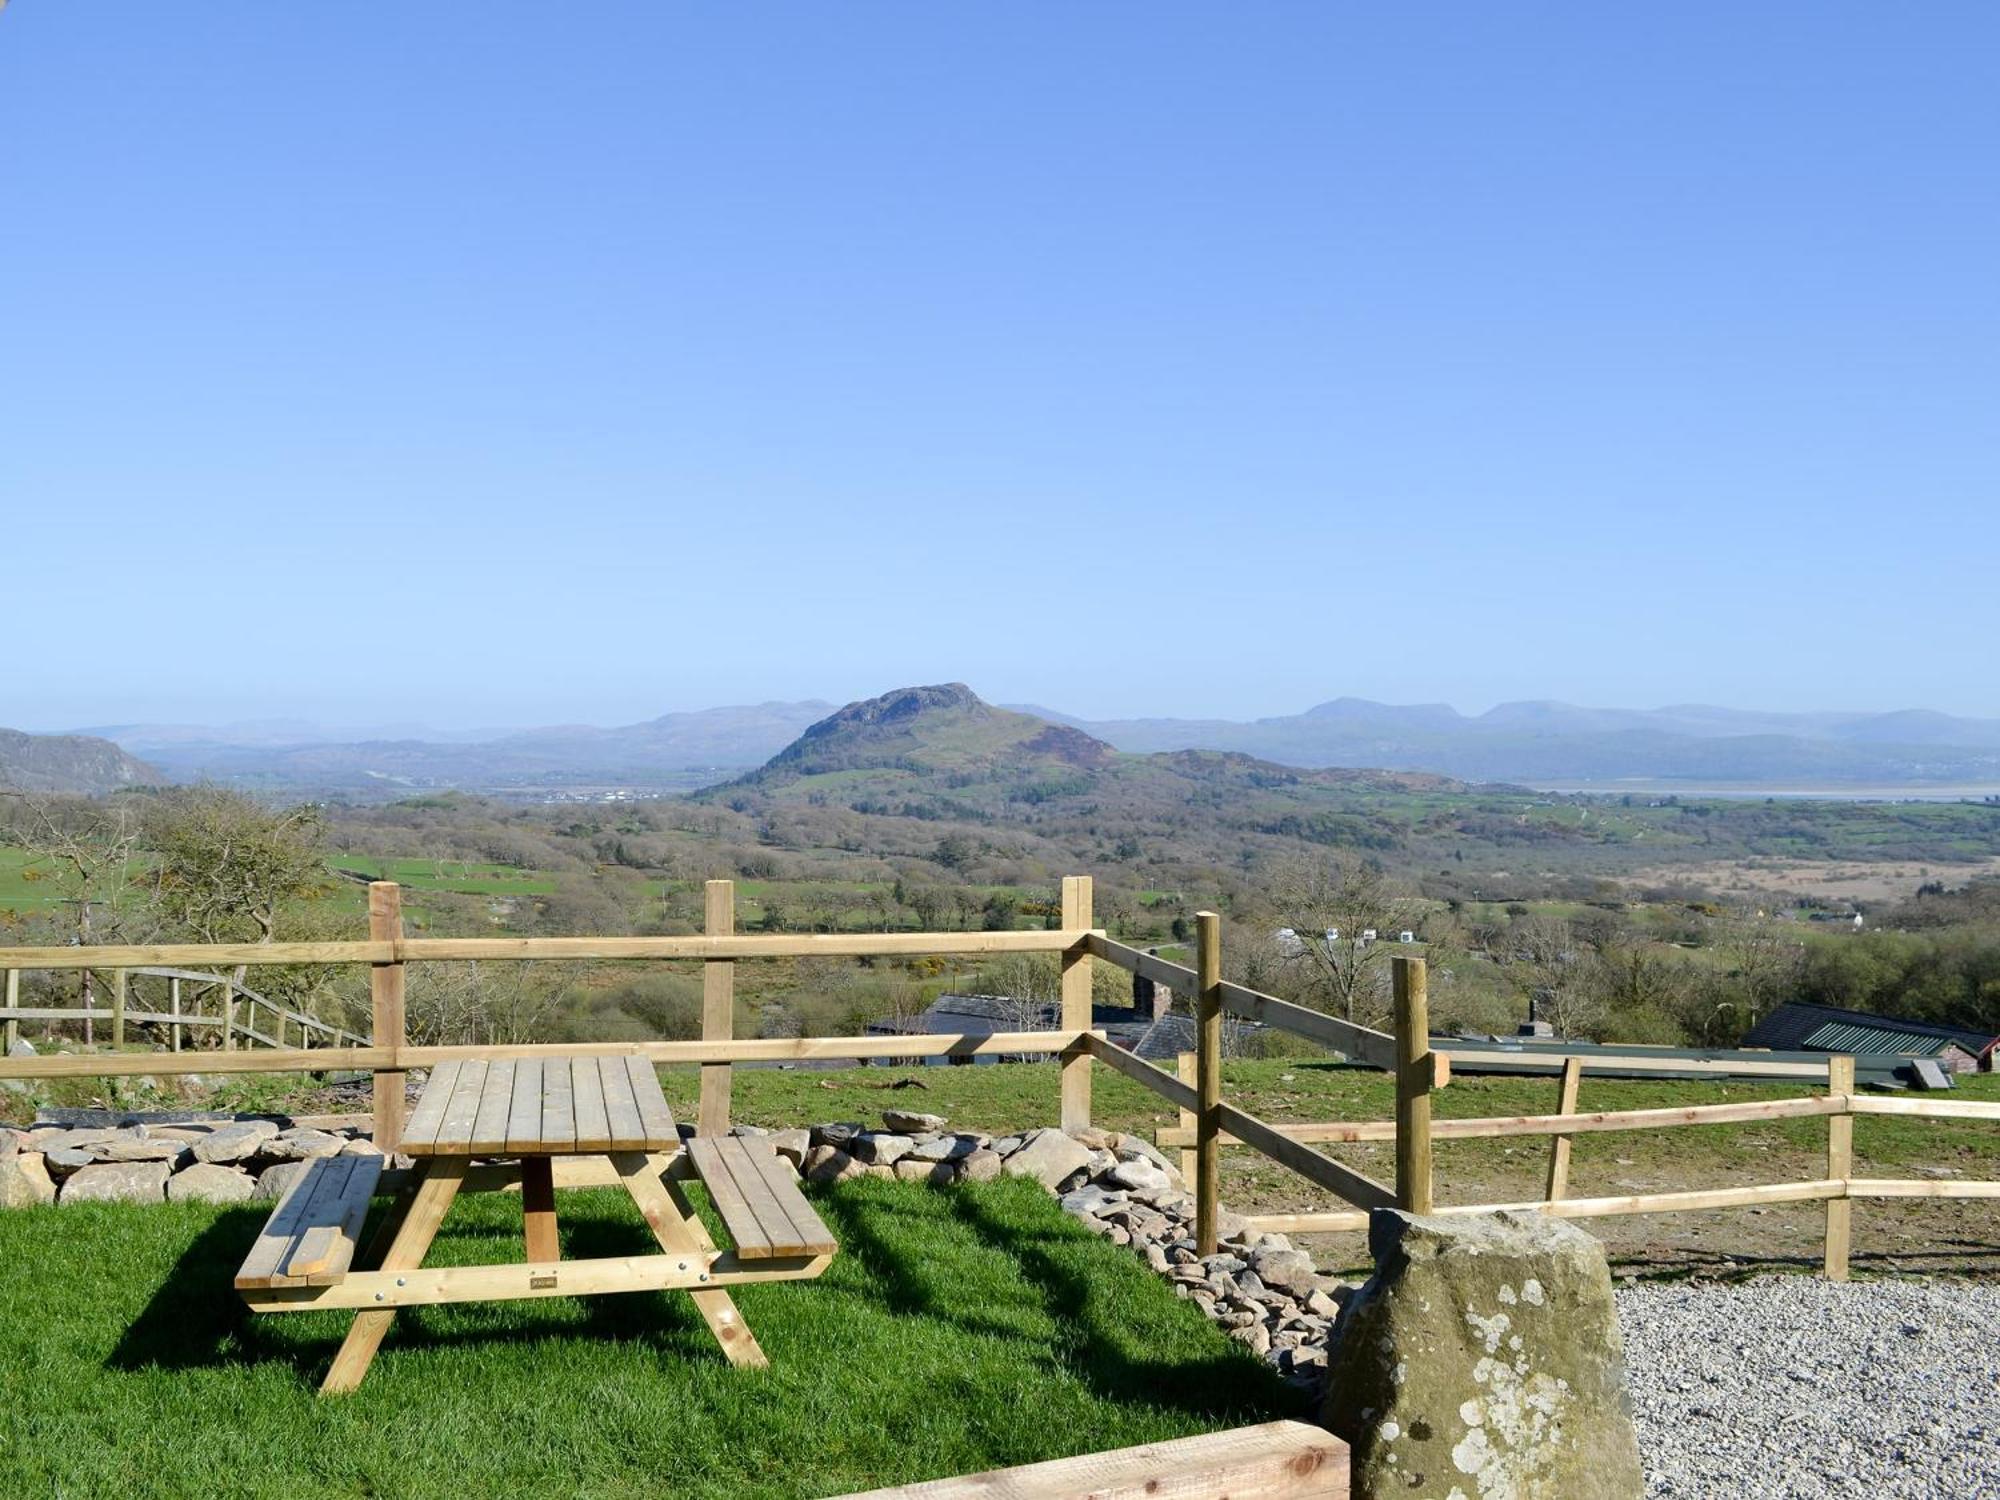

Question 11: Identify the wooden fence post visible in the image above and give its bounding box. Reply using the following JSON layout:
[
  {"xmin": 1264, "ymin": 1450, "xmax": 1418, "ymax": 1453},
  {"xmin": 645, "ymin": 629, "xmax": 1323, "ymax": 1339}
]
[
  {"xmin": 1544, "ymin": 1055, "xmax": 1583, "ymax": 1202},
  {"xmin": 369, "ymin": 882, "xmax": 408, "ymax": 1155},
  {"xmin": 3, "ymin": 970, "xmax": 16, "ymax": 1056},
  {"xmin": 1824, "ymin": 1054, "xmax": 1855, "ymax": 1281},
  {"xmin": 169, "ymin": 976, "xmax": 182, "ymax": 1053},
  {"xmin": 1195, "ymin": 911, "xmax": 1222, "ymax": 1255},
  {"xmin": 699, "ymin": 878, "xmax": 736, "ymax": 1137},
  {"xmin": 1060, "ymin": 875, "xmax": 1094, "ymax": 1134},
  {"xmin": 1175, "ymin": 1051, "xmax": 1199, "ymax": 1185},
  {"xmin": 220, "ymin": 979, "xmax": 235, "ymax": 1052},
  {"xmin": 111, "ymin": 967, "xmax": 127, "ymax": 1047},
  {"xmin": 1393, "ymin": 955, "xmax": 1434, "ymax": 1215}
]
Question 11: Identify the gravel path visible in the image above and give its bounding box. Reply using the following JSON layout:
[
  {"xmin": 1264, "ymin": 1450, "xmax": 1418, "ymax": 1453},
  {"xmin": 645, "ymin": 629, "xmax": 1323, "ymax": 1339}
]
[{"xmin": 1617, "ymin": 1277, "xmax": 2000, "ymax": 1499}]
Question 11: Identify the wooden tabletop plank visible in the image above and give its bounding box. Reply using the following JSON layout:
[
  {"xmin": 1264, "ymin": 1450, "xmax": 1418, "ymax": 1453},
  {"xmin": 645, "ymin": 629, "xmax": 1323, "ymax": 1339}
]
[
  {"xmin": 505, "ymin": 1057, "xmax": 546, "ymax": 1154},
  {"xmin": 623, "ymin": 1055, "xmax": 678, "ymax": 1149},
  {"xmin": 599, "ymin": 1055, "xmax": 646, "ymax": 1151},
  {"xmin": 539, "ymin": 1052, "xmax": 576, "ymax": 1152},
  {"xmin": 431, "ymin": 1058, "xmax": 489, "ymax": 1155},
  {"xmin": 400, "ymin": 1060, "xmax": 462, "ymax": 1154},
  {"xmin": 570, "ymin": 1057, "xmax": 612, "ymax": 1153},
  {"xmin": 467, "ymin": 1058, "xmax": 517, "ymax": 1155}
]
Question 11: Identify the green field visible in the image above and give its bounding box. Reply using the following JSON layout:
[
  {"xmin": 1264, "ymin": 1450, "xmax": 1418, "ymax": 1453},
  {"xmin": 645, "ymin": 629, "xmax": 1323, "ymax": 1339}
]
[
  {"xmin": 0, "ymin": 1177, "xmax": 1290, "ymax": 1499},
  {"xmin": 325, "ymin": 856, "xmax": 557, "ymax": 897}
]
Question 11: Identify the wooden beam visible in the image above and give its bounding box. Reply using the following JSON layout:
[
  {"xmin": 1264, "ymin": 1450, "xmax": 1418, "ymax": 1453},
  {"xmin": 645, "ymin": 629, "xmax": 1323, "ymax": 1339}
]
[
  {"xmin": 0, "ymin": 1028, "xmax": 1092, "ymax": 1081},
  {"xmin": 1153, "ymin": 1093, "xmax": 1844, "ymax": 1149},
  {"xmin": 1060, "ymin": 876, "xmax": 1094, "ymax": 1133},
  {"xmin": 1215, "ymin": 1100, "xmax": 1395, "ymax": 1212},
  {"xmin": 1175, "ymin": 1051, "xmax": 1198, "ymax": 1185},
  {"xmin": 1843, "ymin": 1177, "xmax": 2000, "ymax": 1199},
  {"xmin": 1242, "ymin": 1177, "xmax": 1850, "ymax": 1235},
  {"xmin": 1545, "ymin": 1056, "xmax": 1583, "ymax": 1203},
  {"xmin": 1846, "ymin": 1095, "xmax": 2000, "ymax": 1122},
  {"xmin": 1194, "ymin": 912, "xmax": 1222, "ymax": 1256},
  {"xmin": 368, "ymin": 883, "xmax": 407, "ymax": 1157},
  {"xmin": 320, "ymin": 1156, "xmax": 466, "ymax": 1394},
  {"xmin": 1083, "ymin": 1032, "xmax": 1199, "ymax": 1112},
  {"xmin": 698, "ymin": 879, "xmax": 735, "ymax": 1137},
  {"xmin": 2, "ymin": 969, "xmax": 15, "ymax": 1056},
  {"xmin": 1436, "ymin": 1048, "xmax": 1832, "ymax": 1080},
  {"xmin": 830, "ymin": 1420, "xmax": 1350, "ymax": 1500},
  {"xmin": 0, "ymin": 928, "xmax": 1090, "ymax": 971},
  {"xmin": 1393, "ymin": 955, "xmax": 1432, "ymax": 1215},
  {"xmin": 1086, "ymin": 934, "xmax": 1398, "ymax": 1071},
  {"xmin": 247, "ymin": 1248, "xmax": 824, "ymax": 1314},
  {"xmin": 1823, "ymin": 1054, "xmax": 1855, "ymax": 1282}
]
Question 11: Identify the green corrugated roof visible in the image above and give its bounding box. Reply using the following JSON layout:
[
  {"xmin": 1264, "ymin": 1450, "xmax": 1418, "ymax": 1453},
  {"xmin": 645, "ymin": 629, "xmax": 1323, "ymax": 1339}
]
[{"xmin": 1799, "ymin": 1020, "xmax": 1955, "ymax": 1057}]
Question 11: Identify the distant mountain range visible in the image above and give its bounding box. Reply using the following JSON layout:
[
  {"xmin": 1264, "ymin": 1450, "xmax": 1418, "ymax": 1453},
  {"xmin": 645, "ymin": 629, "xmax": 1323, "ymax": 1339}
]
[
  {"xmin": 68, "ymin": 702, "xmax": 836, "ymax": 796},
  {"xmin": 1012, "ymin": 699, "xmax": 2000, "ymax": 787},
  {"xmin": 15, "ymin": 691, "xmax": 1999, "ymax": 799}
]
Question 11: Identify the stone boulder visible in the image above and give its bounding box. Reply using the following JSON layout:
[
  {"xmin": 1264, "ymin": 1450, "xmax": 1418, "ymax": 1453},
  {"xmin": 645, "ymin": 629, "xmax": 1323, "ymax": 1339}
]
[
  {"xmin": 168, "ymin": 1164, "xmax": 257, "ymax": 1204},
  {"xmin": 191, "ymin": 1120, "xmax": 281, "ymax": 1164},
  {"xmin": 881, "ymin": 1109, "xmax": 947, "ymax": 1134},
  {"xmin": 958, "ymin": 1148, "xmax": 1003, "ymax": 1182},
  {"xmin": 803, "ymin": 1145, "xmax": 867, "ymax": 1185},
  {"xmin": 768, "ymin": 1129, "xmax": 812, "ymax": 1169},
  {"xmin": 90, "ymin": 1137, "xmax": 192, "ymax": 1165},
  {"xmin": 60, "ymin": 1161, "xmax": 171, "ymax": 1205},
  {"xmin": 909, "ymin": 1133, "xmax": 984, "ymax": 1163},
  {"xmin": 1324, "ymin": 1210, "xmax": 1644, "ymax": 1500},
  {"xmin": 999, "ymin": 1128, "xmax": 1095, "ymax": 1191},
  {"xmin": 257, "ymin": 1129, "xmax": 347, "ymax": 1163},
  {"xmin": 847, "ymin": 1132, "xmax": 916, "ymax": 1166},
  {"xmin": 0, "ymin": 1152, "xmax": 56, "ymax": 1208},
  {"xmin": 253, "ymin": 1161, "xmax": 309, "ymax": 1200}
]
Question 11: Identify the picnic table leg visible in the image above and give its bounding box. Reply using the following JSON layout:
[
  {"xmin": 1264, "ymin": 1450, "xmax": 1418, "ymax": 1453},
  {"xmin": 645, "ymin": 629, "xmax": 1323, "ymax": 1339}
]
[
  {"xmin": 612, "ymin": 1151, "xmax": 768, "ymax": 1370},
  {"xmin": 521, "ymin": 1155, "xmax": 559, "ymax": 1262},
  {"xmin": 322, "ymin": 1156, "xmax": 467, "ymax": 1395}
]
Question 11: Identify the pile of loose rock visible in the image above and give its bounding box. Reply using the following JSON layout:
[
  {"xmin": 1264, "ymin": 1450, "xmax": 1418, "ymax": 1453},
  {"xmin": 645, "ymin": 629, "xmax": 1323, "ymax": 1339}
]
[
  {"xmin": 0, "ymin": 1116, "xmax": 382, "ymax": 1208},
  {"xmin": 1, "ymin": 1107, "xmax": 1345, "ymax": 1392},
  {"xmin": 743, "ymin": 1112, "xmax": 1350, "ymax": 1392}
]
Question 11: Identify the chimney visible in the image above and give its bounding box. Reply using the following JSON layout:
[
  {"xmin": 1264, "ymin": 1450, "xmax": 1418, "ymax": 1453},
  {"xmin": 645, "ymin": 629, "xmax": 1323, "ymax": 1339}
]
[{"xmin": 1134, "ymin": 973, "xmax": 1172, "ymax": 1021}]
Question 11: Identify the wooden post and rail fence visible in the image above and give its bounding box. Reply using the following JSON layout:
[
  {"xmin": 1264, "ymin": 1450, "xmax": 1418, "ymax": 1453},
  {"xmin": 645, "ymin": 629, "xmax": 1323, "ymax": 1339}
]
[{"xmin": 0, "ymin": 880, "xmax": 1994, "ymax": 1279}]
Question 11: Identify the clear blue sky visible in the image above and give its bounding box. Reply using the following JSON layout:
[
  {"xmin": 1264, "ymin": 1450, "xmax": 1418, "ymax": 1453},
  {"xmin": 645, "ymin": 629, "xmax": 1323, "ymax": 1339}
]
[{"xmin": 4, "ymin": 4, "xmax": 1995, "ymax": 731}]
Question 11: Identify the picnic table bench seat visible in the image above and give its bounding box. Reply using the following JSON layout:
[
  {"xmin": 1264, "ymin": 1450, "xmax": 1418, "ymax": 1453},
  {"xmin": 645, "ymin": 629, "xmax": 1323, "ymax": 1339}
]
[
  {"xmin": 686, "ymin": 1136, "xmax": 837, "ymax": 1259},
  {"xmin": 235, "ymin": 1153, "xmax": 386, "ymax": 1290}
]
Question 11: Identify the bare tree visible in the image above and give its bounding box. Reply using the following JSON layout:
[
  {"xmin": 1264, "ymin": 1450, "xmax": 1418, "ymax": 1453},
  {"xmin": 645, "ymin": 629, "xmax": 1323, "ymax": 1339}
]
[
  {"xmin": 1273, "ymin": 856, "xmax": 1420, "ymax": 1026},
  {"xmin": 0, "ymin": 793, "xmax": 152, "ymax": 1036},
  {"xmin": 1506, "ymin": 915, "xmax": 1600, "ymax": 1038}
]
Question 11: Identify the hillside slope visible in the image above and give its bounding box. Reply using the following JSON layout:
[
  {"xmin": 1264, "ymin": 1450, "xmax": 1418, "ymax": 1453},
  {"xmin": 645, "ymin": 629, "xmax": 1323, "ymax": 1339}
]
[{"xmin": 0, "ymin": 729, "xmax": 160, "ymax": 794}]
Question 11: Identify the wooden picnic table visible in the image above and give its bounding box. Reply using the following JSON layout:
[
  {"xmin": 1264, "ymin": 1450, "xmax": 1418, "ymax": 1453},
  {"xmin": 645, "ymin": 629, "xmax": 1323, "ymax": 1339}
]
[{"xmin": 235, "ymin": 1055, "xmax": 837, "ymax": 1394}]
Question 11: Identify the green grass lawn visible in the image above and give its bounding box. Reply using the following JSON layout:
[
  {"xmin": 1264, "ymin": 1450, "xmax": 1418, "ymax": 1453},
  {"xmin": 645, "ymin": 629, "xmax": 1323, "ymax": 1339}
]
[{"xmin": 0, "ymin": 1176, "xmax": 1294, "ymax": 1500}]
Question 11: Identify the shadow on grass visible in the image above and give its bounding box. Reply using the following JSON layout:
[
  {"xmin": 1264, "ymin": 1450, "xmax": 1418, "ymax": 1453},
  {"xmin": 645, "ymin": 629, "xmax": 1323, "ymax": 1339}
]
[
  {"xmin": 106, "ymin": 1190, "xmax": 711, "ymax": 1380},
  {"xmin": 828, "ymin": 1181, "xmax": 1304, "ymax": 1424}
]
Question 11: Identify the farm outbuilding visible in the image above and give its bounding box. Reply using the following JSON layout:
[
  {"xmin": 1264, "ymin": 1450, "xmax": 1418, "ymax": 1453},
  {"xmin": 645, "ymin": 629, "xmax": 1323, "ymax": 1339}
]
[{"xmin": 1743, "ymin": 1000, "xmax": 1999, "ymax": 1076}]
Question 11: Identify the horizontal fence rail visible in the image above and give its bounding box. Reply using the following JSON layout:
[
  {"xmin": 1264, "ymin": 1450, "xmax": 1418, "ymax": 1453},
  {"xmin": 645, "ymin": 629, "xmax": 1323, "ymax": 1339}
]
[{"xmin": 0, "ymin": 929, "xmax": 1094, "ymax": 972}]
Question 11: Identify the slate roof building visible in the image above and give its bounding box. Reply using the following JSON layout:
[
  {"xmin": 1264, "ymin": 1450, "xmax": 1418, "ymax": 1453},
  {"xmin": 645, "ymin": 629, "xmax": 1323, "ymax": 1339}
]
[{"xmin": 1742, "ymin": 1001, "xmax": 1999, "ymax": 1075}]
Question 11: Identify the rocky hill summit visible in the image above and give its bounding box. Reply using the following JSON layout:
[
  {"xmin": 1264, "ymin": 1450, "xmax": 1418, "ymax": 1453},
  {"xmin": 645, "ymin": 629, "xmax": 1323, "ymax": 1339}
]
[{"xmin": 743, "ymin": 683, "xmax": 1116, "ymax": 786}]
